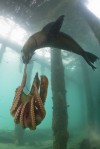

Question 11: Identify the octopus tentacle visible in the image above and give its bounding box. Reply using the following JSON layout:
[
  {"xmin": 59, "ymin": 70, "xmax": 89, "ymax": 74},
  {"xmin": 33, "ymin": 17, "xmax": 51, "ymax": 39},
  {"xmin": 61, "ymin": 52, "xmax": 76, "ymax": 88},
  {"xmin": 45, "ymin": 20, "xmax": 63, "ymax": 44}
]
[
  {"xmin": 34, "ymin": 84, "xmax": 46, "ymax": 118},
  {"xmin": 34, "ymin": 72, "xmax": 40, "ymax": 90},
  {"xmin": 10, "ymin": 64, "xmax": 27, "ymax": 115},
  {"xmin": 10, "ymin": 87, "xmax": 23, "ymax": 115},
  {"xmin": 40, "ymin": 75, "xmax": 48, "ymax": 104},
  {"xmin": 35, "ymin": 109, "xmax": 44, "ymax": 125},
  {"xmin": 10, "ymin": 65, "xmax": 48, "ymax": 130},
  {"xmin": 30, "ymin": 96, "xmax": 36, "ymax": 130},
  {"xmin": 14, "ymin": 103, "xmax": 23, "ymax": 123},
  {"xmin": 20, "ymin": 100, "xmax": 29, "ymax": 128},
  {"xmin": 21, "ymin": 64, "xmax": 27, "ymax": 88}
]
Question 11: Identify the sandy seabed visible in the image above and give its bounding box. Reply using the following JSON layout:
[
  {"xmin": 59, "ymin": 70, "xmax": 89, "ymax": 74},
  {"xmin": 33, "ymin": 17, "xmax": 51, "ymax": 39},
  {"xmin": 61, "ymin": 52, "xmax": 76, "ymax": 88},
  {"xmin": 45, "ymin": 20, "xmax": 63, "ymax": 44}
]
[
  {"xmin": 0, "ymin": 129, "xmax": 100, "ymax": 149},
  {"xmin": 0, "ymin": 139, "xmax": 52, "ymax": 149}
]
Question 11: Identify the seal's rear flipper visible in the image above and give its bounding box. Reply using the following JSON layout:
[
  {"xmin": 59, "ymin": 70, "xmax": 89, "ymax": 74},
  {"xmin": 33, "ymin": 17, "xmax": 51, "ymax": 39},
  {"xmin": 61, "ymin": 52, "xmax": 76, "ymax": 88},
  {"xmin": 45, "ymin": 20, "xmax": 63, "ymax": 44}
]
[
  {"xmin": 83, "ymin": 51, "xmax": 99, "ymax": 70},
  {"xmin": 42, "ymin": 15, "xmax": 64, "ymax": 35}
]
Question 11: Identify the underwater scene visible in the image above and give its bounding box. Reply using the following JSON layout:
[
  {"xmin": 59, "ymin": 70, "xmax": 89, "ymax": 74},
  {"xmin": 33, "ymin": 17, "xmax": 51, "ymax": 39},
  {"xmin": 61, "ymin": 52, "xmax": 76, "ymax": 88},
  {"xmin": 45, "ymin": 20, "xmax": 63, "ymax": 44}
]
[{"xmin": 0, "ymin": 0, "xmax": 100, "ymax": 149}]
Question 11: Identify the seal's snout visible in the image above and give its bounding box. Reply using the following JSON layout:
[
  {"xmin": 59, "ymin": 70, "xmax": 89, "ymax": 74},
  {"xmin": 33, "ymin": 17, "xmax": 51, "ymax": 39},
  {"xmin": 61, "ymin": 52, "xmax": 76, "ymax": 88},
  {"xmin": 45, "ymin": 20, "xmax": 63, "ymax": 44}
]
[
  {"xmin": 21, "ymin": 50, "xmax": 33, "ymax": 64},
  {"xmin": 21, "ymin": 51, "xmax": 29, "ymax": 64},
  {"xmin": 22, "ymin": 55, "xmax": 29, "ymax": 64}
]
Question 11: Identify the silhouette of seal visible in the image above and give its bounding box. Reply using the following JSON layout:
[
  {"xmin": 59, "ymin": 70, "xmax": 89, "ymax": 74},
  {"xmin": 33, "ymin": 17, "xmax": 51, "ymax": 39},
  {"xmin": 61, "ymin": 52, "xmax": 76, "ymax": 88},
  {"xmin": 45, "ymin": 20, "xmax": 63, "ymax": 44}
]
[{"xmin": 21, "ymin": 15, "xmax": 99, "ymax": 69}]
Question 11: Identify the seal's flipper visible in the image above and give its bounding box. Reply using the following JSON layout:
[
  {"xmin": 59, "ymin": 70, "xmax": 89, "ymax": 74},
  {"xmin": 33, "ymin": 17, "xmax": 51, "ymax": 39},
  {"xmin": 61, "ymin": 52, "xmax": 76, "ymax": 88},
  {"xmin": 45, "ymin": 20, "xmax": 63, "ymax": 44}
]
[
  {"xmin": 54, "ymin": 15, "xmax": 64, "ymax": 32},
  {"xmin": 83, "ymin": 51, "xmax": 99, "ymax": 70},
  {"xmin": 42, "ymin": 15, "xmax": 64, "ymax": 35}
]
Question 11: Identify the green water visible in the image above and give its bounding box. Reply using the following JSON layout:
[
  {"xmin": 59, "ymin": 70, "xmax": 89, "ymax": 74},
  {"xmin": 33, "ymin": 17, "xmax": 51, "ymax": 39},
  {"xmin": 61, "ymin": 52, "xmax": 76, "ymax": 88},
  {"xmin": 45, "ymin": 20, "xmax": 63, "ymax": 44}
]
[
  {"xmin": 0, "ymin": 1, "xmax": 100, "ymax": 149},
  {"xmin": 0, "ymin": 49, "xmax": 52, "ymax": 130}
]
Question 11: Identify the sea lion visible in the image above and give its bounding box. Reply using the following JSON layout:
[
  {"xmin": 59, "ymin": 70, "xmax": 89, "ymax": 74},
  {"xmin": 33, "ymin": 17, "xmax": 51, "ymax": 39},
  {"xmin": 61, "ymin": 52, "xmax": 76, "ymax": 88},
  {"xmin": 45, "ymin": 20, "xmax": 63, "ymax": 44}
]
[{"xmin": 21, "ymin": 15, "xmax": 99, "ymax": 70}]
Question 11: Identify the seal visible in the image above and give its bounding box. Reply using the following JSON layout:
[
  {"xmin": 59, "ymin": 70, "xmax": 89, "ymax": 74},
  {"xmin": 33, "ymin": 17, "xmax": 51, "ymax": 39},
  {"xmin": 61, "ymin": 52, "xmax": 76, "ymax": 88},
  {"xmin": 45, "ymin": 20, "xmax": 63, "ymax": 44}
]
[{"xmin": 21, "ymin": 15, "xmax": 99, "ymax": 70}]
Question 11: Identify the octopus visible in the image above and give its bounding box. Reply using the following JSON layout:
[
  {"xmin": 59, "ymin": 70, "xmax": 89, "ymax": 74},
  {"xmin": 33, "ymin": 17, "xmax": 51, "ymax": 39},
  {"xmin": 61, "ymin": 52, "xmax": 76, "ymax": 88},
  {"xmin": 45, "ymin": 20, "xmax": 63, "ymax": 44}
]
[{"xmin": 10, "ymin": 65, "xmax": 48, "ymax": 130}]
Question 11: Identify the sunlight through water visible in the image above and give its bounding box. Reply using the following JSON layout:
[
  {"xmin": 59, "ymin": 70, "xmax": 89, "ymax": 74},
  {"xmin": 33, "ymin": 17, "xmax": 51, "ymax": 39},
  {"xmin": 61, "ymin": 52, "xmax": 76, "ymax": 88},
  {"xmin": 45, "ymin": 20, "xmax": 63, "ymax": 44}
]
[
  {"xmin": 86, "ymin": 0, "xmax": 100, "ymax": 19},
  {"xmin": 36, "ymin": 48, "xmax": 51, "ymax": 58},
  {"xmin": 0, "ymin": 16, "xmax": 28, "ymax": 45}
]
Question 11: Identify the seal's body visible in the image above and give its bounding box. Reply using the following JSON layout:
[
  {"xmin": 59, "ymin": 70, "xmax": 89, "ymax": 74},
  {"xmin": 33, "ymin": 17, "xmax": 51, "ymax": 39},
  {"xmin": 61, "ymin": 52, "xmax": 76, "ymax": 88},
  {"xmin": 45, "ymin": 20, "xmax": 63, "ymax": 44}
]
[{"xmin": 22, "ymin": 15, "xmax": 99, "ymax": 69}]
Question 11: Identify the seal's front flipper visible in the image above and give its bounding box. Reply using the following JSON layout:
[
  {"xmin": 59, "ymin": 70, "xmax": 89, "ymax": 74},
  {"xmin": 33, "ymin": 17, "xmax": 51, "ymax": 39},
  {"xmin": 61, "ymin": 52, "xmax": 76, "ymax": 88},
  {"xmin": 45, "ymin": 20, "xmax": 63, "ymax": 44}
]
[
  {"xmin": 42, "ymin": 15, "xmax": 64, "ymax": 35},
  {"xmin": 51, "ymin": 15, "xmax": 64, "ymax": 33},
  {"xmin": 83, "ymin": 51, "xmax": 99, "ymax": 70}
]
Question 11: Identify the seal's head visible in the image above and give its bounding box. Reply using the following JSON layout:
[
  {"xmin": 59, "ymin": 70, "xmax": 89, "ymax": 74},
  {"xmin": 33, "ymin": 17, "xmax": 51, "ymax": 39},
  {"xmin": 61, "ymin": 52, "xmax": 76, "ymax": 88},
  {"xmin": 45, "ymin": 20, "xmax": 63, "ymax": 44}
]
[
  {"xmin": 21, "ymin": 48, "xmax": 34, "ymax": 64},
  {"xmin": 21, "ymin": 36, "xmax": 37, "ymax": 64}
]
